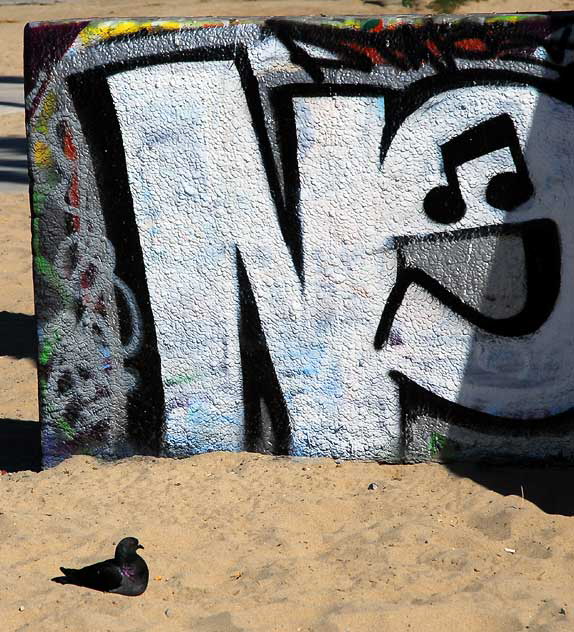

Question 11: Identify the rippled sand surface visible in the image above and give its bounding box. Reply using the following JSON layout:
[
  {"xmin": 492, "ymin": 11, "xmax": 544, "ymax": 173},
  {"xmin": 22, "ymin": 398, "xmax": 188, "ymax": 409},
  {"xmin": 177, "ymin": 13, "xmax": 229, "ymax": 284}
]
[{"xmin": 0, "ymin": 452, "xmax": 572, "ymax": 631}]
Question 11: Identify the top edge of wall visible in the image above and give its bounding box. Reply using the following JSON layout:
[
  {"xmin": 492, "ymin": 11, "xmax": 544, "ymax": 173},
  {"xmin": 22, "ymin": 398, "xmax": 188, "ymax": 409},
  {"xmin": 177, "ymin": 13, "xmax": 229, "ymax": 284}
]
[{"xmin": 26, "ymin": 12, "xmax": 574, "ymax": 30}]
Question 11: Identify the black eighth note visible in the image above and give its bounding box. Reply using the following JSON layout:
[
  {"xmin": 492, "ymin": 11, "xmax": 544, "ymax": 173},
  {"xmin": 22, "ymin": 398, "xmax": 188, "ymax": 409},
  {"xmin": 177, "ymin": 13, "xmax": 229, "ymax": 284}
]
[{"xmin": 423, "ymin": 113, "xmax": 535, "ymax": 224}]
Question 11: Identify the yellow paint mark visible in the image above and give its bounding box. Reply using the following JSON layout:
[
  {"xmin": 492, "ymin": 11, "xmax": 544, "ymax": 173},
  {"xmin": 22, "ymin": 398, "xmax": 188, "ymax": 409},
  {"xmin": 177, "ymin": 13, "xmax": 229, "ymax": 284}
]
[
  {"xmin": 155, "ymin": 20, "xmax": 184, "ymax": 31},
  {"xmin": 35, "ymin": 91, "xmax": 57, "ymax": 134},
  {"xmin": 79, "ymin": 19, "xmax": 181, "ymax": 44},
  {"xmin": 79, "ymin": 21, "xmax": 146, "ymax": 44},
  {"xmin": 42, "ymin": 91, "xmax": 57, "ymax": 118},
  {"xmin": 485, "ymin": 14, "xmax": 541, "ymax": 23},
  {"xmin": 78, "ymin": 24, "xmax": 100, "ymax": 45},
  {"xmin": 109, "ymin": 20, "xmax": 145, "ymax": 37},
  {"xmin": 34, "ymin": 141, "xmax": 53, "ymax": 168},
  {"xmin": 78, "ymin": 18, "xmax": 234, "ymax": 46}
]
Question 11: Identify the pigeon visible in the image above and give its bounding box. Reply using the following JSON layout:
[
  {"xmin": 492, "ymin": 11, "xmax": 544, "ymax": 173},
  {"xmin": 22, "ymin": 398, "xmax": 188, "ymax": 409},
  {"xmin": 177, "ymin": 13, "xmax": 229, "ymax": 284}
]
[{"xmin": 51, "ymin": 537, "xmax": 149, "ymax": 596}]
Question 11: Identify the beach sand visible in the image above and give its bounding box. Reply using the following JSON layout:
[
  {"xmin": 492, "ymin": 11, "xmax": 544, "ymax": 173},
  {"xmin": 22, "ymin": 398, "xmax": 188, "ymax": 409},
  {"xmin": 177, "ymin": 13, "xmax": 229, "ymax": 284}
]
[
  {"xmin": 2, "ymin": 1, "xmax": 574, "ymax": 630},
  {"xmin": 1, "ymin": 453, "xmax": 574, "ymax": 631}
]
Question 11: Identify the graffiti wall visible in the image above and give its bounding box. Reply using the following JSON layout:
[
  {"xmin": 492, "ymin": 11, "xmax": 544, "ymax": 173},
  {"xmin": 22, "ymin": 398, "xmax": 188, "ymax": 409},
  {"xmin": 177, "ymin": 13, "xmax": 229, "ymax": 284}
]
[{"xmin": 26, "ymin": 14, "xmax": 574, "ymax": 466}]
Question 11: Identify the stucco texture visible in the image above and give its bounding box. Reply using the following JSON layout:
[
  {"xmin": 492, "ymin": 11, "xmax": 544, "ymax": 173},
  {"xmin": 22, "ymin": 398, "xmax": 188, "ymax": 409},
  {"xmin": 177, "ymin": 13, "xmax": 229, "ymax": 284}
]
[{"xmin": 26, "ymin": 14, "xmax": 574, "ymax": 466}]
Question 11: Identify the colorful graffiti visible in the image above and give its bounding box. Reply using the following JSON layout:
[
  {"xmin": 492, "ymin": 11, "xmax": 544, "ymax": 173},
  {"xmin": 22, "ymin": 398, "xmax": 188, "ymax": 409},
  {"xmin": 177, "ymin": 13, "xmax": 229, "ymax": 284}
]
[{"xmin": 26, "ymin": 14, "xmax": 574, "ymax": 466}]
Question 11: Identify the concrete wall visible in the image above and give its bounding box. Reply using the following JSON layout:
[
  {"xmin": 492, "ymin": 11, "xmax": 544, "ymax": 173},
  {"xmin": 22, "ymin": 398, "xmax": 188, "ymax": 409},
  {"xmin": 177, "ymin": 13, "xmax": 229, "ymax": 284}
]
[{"xmin": 26, "ymin": 14, "xmax": 574, "ymax": 466}]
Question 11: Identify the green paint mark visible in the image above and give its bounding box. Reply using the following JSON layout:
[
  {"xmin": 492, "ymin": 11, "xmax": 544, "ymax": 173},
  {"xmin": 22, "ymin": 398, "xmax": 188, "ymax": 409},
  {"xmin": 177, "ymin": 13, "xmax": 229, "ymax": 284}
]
[
  {"xmin": 429, "ymin": 431, "xmax": 447, "ymax": 456},
  {"xmin": 32, "ymin": 219, "xmax": 73, "ymax": 305},
  {"xmin": 362, "ymin": 18, "xmax": 381, "ymax": 31},
  {"xmin": 486, "ymin": 14, "xmax": 542, "ymax": 23},
  {"xmin": 32, "ymin": 191, "xmax": 47, "ymax": 215},
  {"xmin": 32, "ymin": 217, "xmax": 41, "ymax": 255},
  {"xmin": 42, "ymin": 168, "xmax": 59, "ymax": 187},
  {"xmin": 39, "ymin": 331, "xmax": 61, "ymax": 366},
  {"xmin": 55, "ymin": 417, "xmax": 75, "ymax": 439},
  {"xmin": 39, "ymin": 376, "xmax": 47, "ymax": 398},
  {"xmin": 34, "ymin": 256, "xmax": 72, "ymax": 305},
  {"xmin": 165, "ymin": 374, "xmax": 198, "ymax": 387},
  {"xmin": 429, "ymin": 431, "xmax": 460, "ymax": 460}
]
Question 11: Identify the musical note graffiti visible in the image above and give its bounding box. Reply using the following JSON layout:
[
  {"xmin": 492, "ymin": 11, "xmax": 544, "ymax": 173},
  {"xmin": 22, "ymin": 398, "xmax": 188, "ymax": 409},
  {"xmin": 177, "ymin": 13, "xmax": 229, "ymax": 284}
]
[
  {"xmin": 26, "ymin": 15, "xmax": 574, "ymax": 466},
  {"xmin": 423, "ymin": 114, "xmax": 535, "ymax": 224}
]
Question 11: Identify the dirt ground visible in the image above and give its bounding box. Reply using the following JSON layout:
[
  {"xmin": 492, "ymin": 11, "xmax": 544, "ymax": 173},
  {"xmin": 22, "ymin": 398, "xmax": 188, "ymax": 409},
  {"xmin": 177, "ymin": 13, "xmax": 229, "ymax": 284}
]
[{"xmin": 2, "ymin": 1, "xmax": 574, "ymax": 631}]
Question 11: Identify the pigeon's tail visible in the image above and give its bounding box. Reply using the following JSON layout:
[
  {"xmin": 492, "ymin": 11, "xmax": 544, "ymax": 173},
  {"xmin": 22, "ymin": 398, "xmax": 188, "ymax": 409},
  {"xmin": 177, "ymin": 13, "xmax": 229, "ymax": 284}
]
[{"xmin": 51, "ymin": 568, "xmax": 79, "ymax": 584}]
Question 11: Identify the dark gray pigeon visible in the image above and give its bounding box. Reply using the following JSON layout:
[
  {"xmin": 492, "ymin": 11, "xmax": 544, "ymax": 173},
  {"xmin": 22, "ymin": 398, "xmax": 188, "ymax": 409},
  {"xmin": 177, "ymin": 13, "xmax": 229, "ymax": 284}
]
[{"xmin": 51, "ymin": 537, "xmax": 149, "ymax": 596}]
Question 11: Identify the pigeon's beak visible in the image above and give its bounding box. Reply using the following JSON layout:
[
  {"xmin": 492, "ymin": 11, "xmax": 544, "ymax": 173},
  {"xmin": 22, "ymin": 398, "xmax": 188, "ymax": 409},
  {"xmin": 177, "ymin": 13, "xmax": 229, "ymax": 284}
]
[{"xmin": 137, "ymin": 544, "xmax": 144, "ymax": 550}]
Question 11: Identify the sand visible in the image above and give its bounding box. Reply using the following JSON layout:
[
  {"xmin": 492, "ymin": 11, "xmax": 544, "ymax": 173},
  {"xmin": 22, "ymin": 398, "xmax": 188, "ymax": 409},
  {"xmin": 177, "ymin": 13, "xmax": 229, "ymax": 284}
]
[
  {"xmin": 2, "ymin": 1, "xmax": 574, "ymax": 630},
  {"xmin": 0, "ymin": 189, "xmax": 36, "ymax": 422},
  {"xmin": 1, "ymin": 452, "xmax": 574, "ymax": 631}
]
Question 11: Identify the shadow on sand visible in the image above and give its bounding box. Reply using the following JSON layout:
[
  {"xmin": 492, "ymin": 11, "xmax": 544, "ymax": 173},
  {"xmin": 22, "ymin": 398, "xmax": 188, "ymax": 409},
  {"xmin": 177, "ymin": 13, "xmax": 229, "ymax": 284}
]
[{"xmin": 0, "ymin": 419, "xmax": 41, "ymax": 472}]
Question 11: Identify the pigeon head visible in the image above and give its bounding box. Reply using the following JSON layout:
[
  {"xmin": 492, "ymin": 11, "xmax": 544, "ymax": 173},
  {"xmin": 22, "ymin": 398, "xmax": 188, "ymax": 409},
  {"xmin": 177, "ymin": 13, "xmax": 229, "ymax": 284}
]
[{"xmin": 115, "ymin": 537, "xmax": 144, "ymax": 561}]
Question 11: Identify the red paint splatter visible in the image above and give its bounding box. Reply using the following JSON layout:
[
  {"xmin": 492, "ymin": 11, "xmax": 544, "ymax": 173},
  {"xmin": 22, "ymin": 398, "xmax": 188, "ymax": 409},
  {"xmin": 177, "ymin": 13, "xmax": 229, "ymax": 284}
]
[
  {"xmin": 454, "ymin": 38, "xmax": 488, "ymax": 53},
  {"xmin": 425, "ymin": 38, "xmax": 441, "ymax": 58},
  {"xmin": 65, "ymin": 212, "xmax": 80, "ymax": 234},
  {"xmin": 95, "ymin": 298, "xmax": 107, "ymax": 316},
  {"xmin": 62, "ymin": 126, "xmax": 77, "ymax": 160},
  {"xmin": 343, "ymin": 41, "xmax": 387, "ymax": 65},
  {"xmin": 68, "ymin": 170, "xmax": 80, "ymax": 208},
  {"xmin": 80, "ymin": 263, "xmax": 97, "ymax": 289}
]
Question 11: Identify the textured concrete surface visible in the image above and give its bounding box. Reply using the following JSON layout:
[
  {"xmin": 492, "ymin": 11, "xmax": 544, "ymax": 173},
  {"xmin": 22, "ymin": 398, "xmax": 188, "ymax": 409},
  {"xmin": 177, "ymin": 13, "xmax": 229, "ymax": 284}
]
[{"xmin": 26, "ymin": 14, "xmax": 574, "ymax": 466}]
